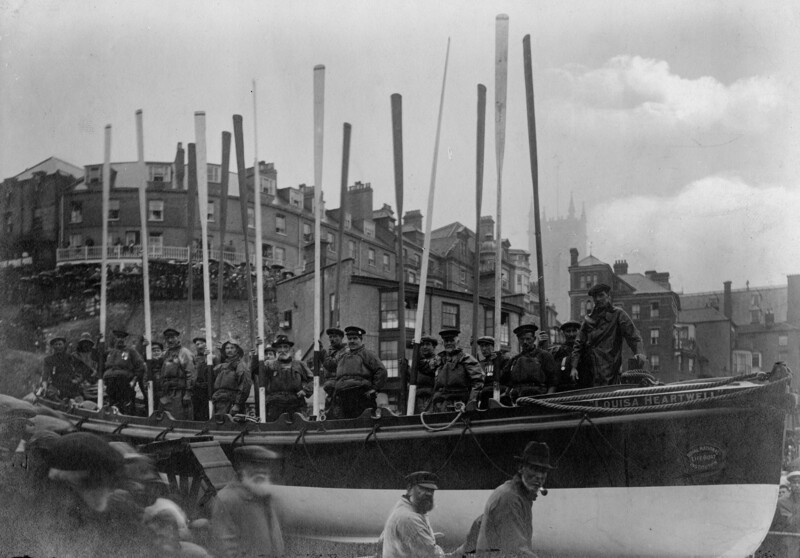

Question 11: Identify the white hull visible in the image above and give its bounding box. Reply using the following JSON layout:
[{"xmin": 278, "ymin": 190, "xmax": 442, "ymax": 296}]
[{"xmin": 272, "ymin": 484, "xmax": 778, "ymax": 557}]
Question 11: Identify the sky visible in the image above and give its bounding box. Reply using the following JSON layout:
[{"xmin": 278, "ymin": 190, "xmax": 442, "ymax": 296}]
[{"xmin": 1, "ymin": 0, "xmax": 799, "ymax": 294}]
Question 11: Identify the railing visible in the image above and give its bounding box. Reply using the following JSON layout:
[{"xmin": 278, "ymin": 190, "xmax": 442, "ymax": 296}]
[
  {"xmin": 673, "ymin": 338, "xmax": 696, "ymax": 351},
  {"xmin": 55, "ymin": 245, "xmax": 265, "ymax": 266}
]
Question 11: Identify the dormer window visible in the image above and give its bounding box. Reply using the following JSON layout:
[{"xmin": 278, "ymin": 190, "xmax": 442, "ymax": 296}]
[
  {"xmin": 364, "ymin": 221, "xmax": 375, "ymax": 238},
  {"xmin": 87, "ymin": 166, "xmax": 102, "ymax": 184}
]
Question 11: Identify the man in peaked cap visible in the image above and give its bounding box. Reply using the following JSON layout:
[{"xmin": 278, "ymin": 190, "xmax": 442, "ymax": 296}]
[
  {"xmin": 549, "ymin": 320, "xmax": 590, "ymax": 392},
  {"xmin": 330, "ymin": 326, "xmax": 387, "ymax": 419},
  {"xmin": 259, "ymin": 335, "xmax": 313, "ymax": 421},
  {"xmin": 571, "ymin": 283, "xmax": 646, "ymax": 386},
  {"xmin": 380, "ymin": 471, "xmax": 444, "ymax": 558},
  {"xmin": 499, "ymin": 324, "xmax": 558, "ymax": 403},
  {"xmin": 211, "ymin": 446, "xmax": 284, "ymax": 557},
  {"xmin": 409, "ymin": 335, "xmax": 441, "ymax": 414},
  {"xmin": 476, "ymin": 441, "xmax": 555, "ymax": 557},
  {"xmin": 321, "ymin": 327, "xmax": 348, "ymax": 410},
  {"xmin": 157, "ymin": 328, "xmax": 195, "ymax": 420},
  {"xmin": 475, "ymin": 335, "xmax": 510, "ymax": 409},
  {"xmin": 429, "ymin": 328, "xmax": 483, "ymax": 412},
  {"xmin": 103, "ymin": 329, "xmax": 146, "ymax": 414}
]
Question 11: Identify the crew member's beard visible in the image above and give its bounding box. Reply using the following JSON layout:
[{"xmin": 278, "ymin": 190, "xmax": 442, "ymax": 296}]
[
  {"xmin": 242, "ymin": 473, "xmax": 273, "ymax": 497},
  {"xmin": 413, "ymin": 494, "xmax": 434, "ymax": 514},
  {"xmin": 278, "ymin": 353, "xmax": 292, "ymax": 362},
  {"xmin": 521, "ymin": 476, "xmax": 541, "ymax": 499}
]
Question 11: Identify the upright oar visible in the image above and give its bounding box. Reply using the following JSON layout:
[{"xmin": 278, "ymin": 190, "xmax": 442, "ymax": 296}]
[
  {"xmin": 407, "ymin": 38, "xmax": 450, "ymax": 416},
  {"xmin": 523, "ymin": 35, "xmax": 548, "ymax": 340},
  {"xmin": 333, "ymin": 123, "xmax": 351, "ymax": 328},
  {"xmin": 215, "ymin": 131, "xmax": 232, "ymax": 419},
  {"xmin": 135, "ymin": 109, "xmax": 154, "ymax": 416},
  {"xmin": 98, "ymin": 124, "xmax": 111, "ymax": 410},
  {"xmin": 232, "ymin": 115, "xmax": 257, "ymax": 350},
  {"xmin": 391, "ymin": 94, "xmax": 407, "ymax": 408},
  {"xmin": 195, "ymin": 113, "xmax": 215, "ymax": 372},
  {"xmin": 471, "ymin": 85, "xmax": 487, "ymax": 357},
  {"xmin": 312, "ymin": 64, "xmax": 325, "ymax": 419},
  {"xmin": 186, "ymin": 144, "xmax": 198, "ymax": 339},
  {"xmin": 494, "ymin": 14, "xmax": 509, "ymax": 364},
  {"xmin": 252, "ymin": 81, "xmax": 267, "ymax": 422}
]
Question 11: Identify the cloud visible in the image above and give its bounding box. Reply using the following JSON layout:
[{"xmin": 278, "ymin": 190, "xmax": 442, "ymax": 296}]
[
  {"xmin": 544, "ymin": 56, "xmax": 790, "ymax": 136},
  {"xmin": 587, "ymin": 175, "xmax": 800, "ymax": 292}
]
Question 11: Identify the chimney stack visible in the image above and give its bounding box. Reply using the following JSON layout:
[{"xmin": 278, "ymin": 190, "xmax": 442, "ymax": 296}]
[
  {"xmin": 723, "ymin": 281, "xmax": 732, "ymax": 320},
  {"xmin": 613, "ymin": 260, "xmax": 628, "ymax": 275},
  {"xmin": 404, "ymin": 210, "xmax": 423, "ymax": 230},
  {"xmin": 788, "ymin": 275, "xmax": 800, "ymax": 326},
  {"xmin": 570, "ymin": 248, "xmax": 579, "ymax": 266}
]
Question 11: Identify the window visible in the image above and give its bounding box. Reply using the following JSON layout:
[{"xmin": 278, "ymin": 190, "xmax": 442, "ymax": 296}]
[
  {"xmin": 276, "ymin": 214, "xmax": 286, "ymax": 235},
  {"xmin": 3, "ymin": 212, "xmax": 11, "ymax": 234},
  {"xmin": 752, "ymin": 352, "xmax": 762, "ymax": 371},
  {"xmin": 279, "ymin": 310, "xmax": 292, "ymax": 329},
  {"xmin": 263, "ymin": 244, "xmax": 273, "ymax": 259},
  {"xmin": 329, "ymin": 293, "xmax": 336, "ymax": 326},
  {"xmin": 69, "ymin": 233, "xmax": 83, "ymax": 248},
  {"xmin": 364, "ymin": 221, "xmax": 375, "ymax": 238},
  {"xmin": 381, "ymin": 291, "xmax": 399, "ymax": 329},
  {"xmin": 649, "ymin": 355, "xmax": 660, "ymax": 371},
  {"xmin": 148, "ymin": 200, "xmax": 164, "ymax": 221},
  {"xmin": 149, "ymin": 164, "xmax": 170, "ymax": 182},
  {"xmin": 383, "ymin": 253, "xmax": 390, "ymax": 272},
  {"xmin": 289, "ymin": 190, "xmax": 303, "ymax": 208},
  {"xmin": 582, "ymin": 273, "xmax": 598, "ymax": 289},
  {"xmin": 149, "ymin": 232, "xmax": 163, "ymax": 254},
  {"xmin": 580, "ymin": 300, "xmax": 587, "ymax": 318},
  {"xmin": 207, "ymin": 201, "xmax": 215, "ymax": 222},
  {"xmin": 380, "ymin": 340, "xmax": 399, "ymax": 378},
  {"xmin": 650, "ymin": 328, "xmax": 659, "ymax": 345},
  {"xmin": 247, "ymin": 207, "xmax": 255, "ymax": 228},
  {"xmin": 408, "ymin": 271, "xmax": 417, "ymax": 284},
  {"xmin": 733, "ymin": 351, "xmax": 751, "ymax": 374},
  {"xmin": 631, "ymin": 304, "xmax": 640, "ymax": 320},
  {"xmin": 460, "ymin": 269, "xmax": 467, "ymax": 284},
  {"xmin": 344, "ymin": 212, "xmax": 352, "ymax": 229},
  {"xmin": 688, "ymin": 357, "xmax": 694, "ymax": 373},
  {"xmin": 414, "ymin": 254, "xmax": 421, "ymax": 267},
  {"xmin": 274, "ymin": 247, "xmax": 285, "ymax": 263},
  {"xmin": 108, "ymin": 199, "xmax": 120, "ymax": 221},
  {"xmin": 87, "ymin": 166, "xmax": 102, "ymax": 184},
  {"xmin": 327, "ymin": 232, "xmax": 335, "ymax": 252},
  {"xmin": 779, "ymin": 335, "xmax": 788, "ymax": 347},
  {"xmin": 676, "ymin": 353, "xmax": 682, "ymax": 372},
  {"xmin": 650, "ymin": 301, "xmax": 660, "ymax": 318},
  {"xmin": 348, "ymin": 240, "xmax": 356, "ymax": 259},
  {"xmin": 483, "ymin": 308, "xmax": 509, "ymax": 345},
  {"xmin": 70, "ymin": 202, "xmax": 83, "ymax": 224},
  {"xmin": 442, "ymin": 303, "xmax": 460, "ymax": 329},
  {"xmin": 368, "ymin": 248, "xmax": 376, "ymax": 267},
  {"xmin": 207, "ymin": 165, "xmax": 220, "ymax": 183},
  {"xmin": 303, "ymin": 223, "xmax": 312, "ymax": 242}
]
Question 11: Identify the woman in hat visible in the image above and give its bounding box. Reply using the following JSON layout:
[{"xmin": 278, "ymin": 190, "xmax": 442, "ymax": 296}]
[{"xmin": 211, "ymin": 338, "xmax": 251, "ymax": 416}]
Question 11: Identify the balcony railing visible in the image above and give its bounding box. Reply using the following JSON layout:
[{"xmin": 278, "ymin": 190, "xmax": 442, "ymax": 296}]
[{"xmin": 56, "ymin": 244, "xmax": 286, "ymax": 268}]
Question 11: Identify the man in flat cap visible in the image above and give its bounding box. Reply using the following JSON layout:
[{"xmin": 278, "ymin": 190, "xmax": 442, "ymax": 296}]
[
  {"xmin": 157, "ymin": 328, "xmax": 195, "ymax": 420},
  {"xmin": 380, "ymin": 471, "xmax": 444, "ymax": 558},
  {"xmin": 330, "ymin": 326, "xmax": 387, "ymax": 419},
  {"xmin": 430, "ymin": 329, "xmax": 483, "ymax": 412},
  {"xmin": 41, "ymin": 336, "xmax": 82, "ymax": 401},
  {"xmin": 103, "ymin": 329, "xmax": 146, "ymax": 413},
  {"xmin": 212, "ymin": 337, "xmax": 251, "ymax": 416},
  {"xmin": 500, "ymin": 324, "xmax": 558, "ymax": 403},
  {"xmin": 475, "ymin": 336, "xmax": 510, "ymax": 409},
  {"xmin": 409, "ymin": 336, "xmax": 441, "ymax": 414},
  {"xmin": 571, "ymin": 283, "xmax": 645, "ymax": 386},
  {"xmin": 260, "ymin": 335, "xmax": 313, "ymax": 421},
  {"xmin": 211, "ymin": 446, "xmax": 284, "ymax": 558},
  {"xmin": 476, "ymin": 441, "xmax": 554, "ymax": 557},
  {"xmin": 321, "ymin": 327, "xmax": 348, "ymax": 410},
  {"xmin": 549, "ymin": 320, "xmax": 590, "ymax": 392}
]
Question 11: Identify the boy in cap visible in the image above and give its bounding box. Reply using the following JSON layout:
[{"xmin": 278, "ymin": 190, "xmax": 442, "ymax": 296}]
[
  {"xmin": 430, "ymin": 329, "xmax": 483, "ymax": 412},
  {"xmin": 380, "ymin": 471, "xmax": 444, "ymax": 558},
  {"xmin": 476, "ymin": 441, "xmax": 554, "ymax": 557},
  {"xmin": 500, "ymin": 324, "xmax": 558, "ymax": 403},
  {"xmin": 330, "ymin": 326, "xmax": 387, "ymax": 419},
  {"xmin": 158, "ymin": 328, "xmax": 195, "ymax": 420},
  {"xmin": 211, "ymin": 446, "xmax": 284, "ymax": 558},
  {"xmin": 571, "ymin": 283, "xmax": 646, "ymax": 386}
]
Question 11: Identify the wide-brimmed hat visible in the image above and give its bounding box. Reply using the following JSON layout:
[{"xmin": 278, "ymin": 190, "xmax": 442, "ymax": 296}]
[
  {"xmin": 476, "ymin": 336, "xmax": 495, "ymax": 346},
  {"xmin": 515, "ymin": 441, "xmax": 556, "ymax": 470},
  {"xmin": 587, "ymin": 283, "xmax": 611, "ymax": 297},
  {"xmin": 513, "ymin": 324, "xmax": 538, "ymax": 336},
  {"xmin": 76, "ymin": 332, "xmax": 95, "ymax": 347},
  {"xmin": 405, "ymin": 471, "xmax": 439, "ymax": 490}
]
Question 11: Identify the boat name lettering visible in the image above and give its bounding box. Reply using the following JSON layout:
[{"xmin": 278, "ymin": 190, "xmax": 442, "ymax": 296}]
[{"xmin": 595, "ymin": 390, "xmax": 719, "ymax": 408}]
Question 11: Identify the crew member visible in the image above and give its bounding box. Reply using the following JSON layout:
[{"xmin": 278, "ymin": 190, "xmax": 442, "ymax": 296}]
[
  {"xmin": 158, "ymin": 328, "xmax": 195, "ymax": 420},
  {"xmin": 322, "ymin": 327, "xmax": 348, "ymax": 410},
  {"xmin": 262, "ymin": 335, "xmax": 313, "ymax": 421},
  {"xmin": 775, "ymin": 470, "xmax": 800, "ymax": 557},
  {"xmin": 380, "ymin": 471, "xmax": 444, "ymax": 558},
  {"xmin": 476, "ymin": 441, "xmax": 554, "ymax": 557},
  {"xmin": 500, "ymin": 324, "xmax": 558, "ymax": 403},
  {"xmin": 41, "ymin": 336, "xmax": 81, "ymax": 400},
  {"xmin": 410, "ymin": 336, "xmax": 440, "ymax": 414},
  {"xmin": 430, "ymin": 329, "xmax": 483, "ymax": 412},
  {"xmin": 70, "ymin": 332, "xmax": 100, "ymax": 390},
  {"xmin": 571, "ymin": 283, "xmax": 646, "ymax": 386},
  {"xmin": 211, "ymin": 338, "xmax": 251, "ymax": 416},
  {"xmin": 103, "ymin": 329, "xmax": 146, "ymax": 413},
  {"xmin": 330, "ymin": 326, "xmax": 387, "ymax": 419},
  {"xmin": 475, "ymin": 336, "xmax": 510, "ymax": 409},
  {"xmin": 211, "ymin": 446, "xmax": 285, "ymax": 557},
  {"xmin": 549, "ymin": 320, "xmax": 589, "ymax": 391}
]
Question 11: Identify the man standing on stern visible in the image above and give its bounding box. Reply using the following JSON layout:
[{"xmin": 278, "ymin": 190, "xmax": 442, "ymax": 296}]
[
  {"xmin": 430, "ymin": 328, "xmax": 483, "ymax": 412},
  {"xmin": 500, "ymin": 324, "xmax": 558, "ymax": 403},
  {"xmin": 571, "ymin": 283, "xmax": 646, "ymax": 386},
  {"xmin": 330, "ymin": 326, "xmax": 387, "ymax": 419},
  {"xmin": 380, "ymin": 471, "xmax": 444, "ymax": 558}
]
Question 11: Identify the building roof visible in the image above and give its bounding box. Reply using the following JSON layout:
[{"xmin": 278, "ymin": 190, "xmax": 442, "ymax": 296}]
[
  {"xmin": 575, "ymin": 255, "xmax": 605, "ymax": 267},
  {"xmin": 677, "ymin": 307, "xmax": 730, "ymax": 324},
  {"xmin": 735, "ymin": 322, "xmax": 799, "ymax": 334},
  {"xmin": 681, "ymin": 283, "xmax": 788, "ymax": 325},
  {"xmin": 618, "ymin": 273, "xmax": 671, "ymax": 294},
  {"xmin": 10, "ymin": 156, "xmax": 83, "ymax": 181}
]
